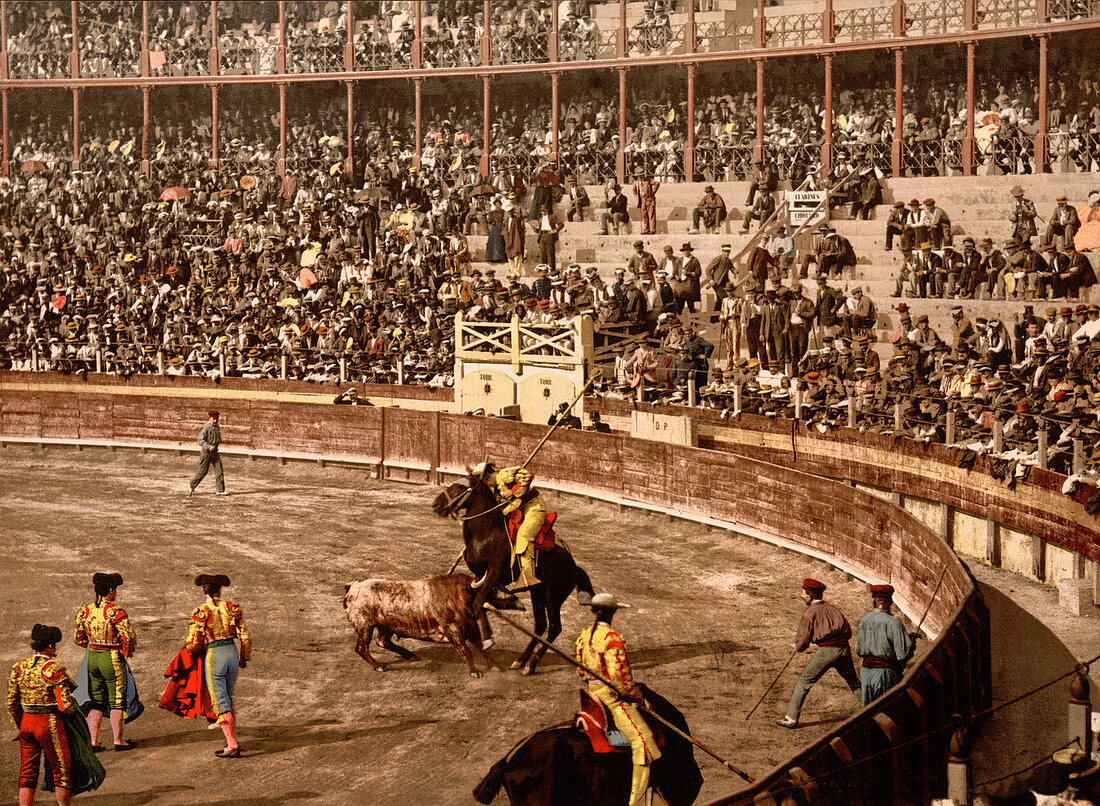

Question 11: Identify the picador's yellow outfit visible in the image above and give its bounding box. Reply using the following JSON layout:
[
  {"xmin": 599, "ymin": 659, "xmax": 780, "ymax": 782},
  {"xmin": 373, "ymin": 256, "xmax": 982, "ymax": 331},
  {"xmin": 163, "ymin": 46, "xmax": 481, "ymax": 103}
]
[
  {"xmin": 495, "ymin": 465, "xmax": 545, "ymax": 589},
  {"xmin": 575, "ymin": 622, "xmax": 660, "ymax": 806},
  {"xmin": 74, "ymin": 602, "xmax": 136, "ymax": 713}
]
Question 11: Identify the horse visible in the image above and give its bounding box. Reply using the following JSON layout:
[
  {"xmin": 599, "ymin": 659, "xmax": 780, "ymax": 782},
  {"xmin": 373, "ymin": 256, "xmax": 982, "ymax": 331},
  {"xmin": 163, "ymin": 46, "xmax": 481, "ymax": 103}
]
[
  {"xmin": 432, "ymin": 466, "xmax": 594, "ymax": 675},
  {"xmin": 472, "ymin": 684, "xmax": 704, "ymax": 806}
]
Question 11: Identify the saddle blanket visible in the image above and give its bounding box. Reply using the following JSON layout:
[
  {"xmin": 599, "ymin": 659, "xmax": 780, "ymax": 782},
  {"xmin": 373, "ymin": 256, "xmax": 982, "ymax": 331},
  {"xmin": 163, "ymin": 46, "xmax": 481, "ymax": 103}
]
[
  {"xmin": 506, "ymin": 510, "xmax": 557, "ymax": 551},
  {"xmin": 574, "ymin": 689, "xmax": 665, "ymax": 756}
]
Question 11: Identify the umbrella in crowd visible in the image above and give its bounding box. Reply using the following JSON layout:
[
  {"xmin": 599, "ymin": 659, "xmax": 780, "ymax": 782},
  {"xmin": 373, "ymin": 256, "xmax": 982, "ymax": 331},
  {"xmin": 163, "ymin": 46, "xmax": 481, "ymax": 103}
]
[
  {"xmin": 159, "ymin": 186, "xmax": 191, "ymax": 201},
  {"xmin": 19, "ymin": 159, "xmax": 47, "ymax": 173}
]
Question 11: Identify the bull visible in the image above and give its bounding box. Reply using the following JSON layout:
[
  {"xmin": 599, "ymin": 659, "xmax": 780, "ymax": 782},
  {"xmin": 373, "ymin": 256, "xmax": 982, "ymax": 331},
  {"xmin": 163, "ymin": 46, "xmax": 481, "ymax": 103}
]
[{"xmin": 343, "ymin": 573, "xmax": 524, "ymax": 677}]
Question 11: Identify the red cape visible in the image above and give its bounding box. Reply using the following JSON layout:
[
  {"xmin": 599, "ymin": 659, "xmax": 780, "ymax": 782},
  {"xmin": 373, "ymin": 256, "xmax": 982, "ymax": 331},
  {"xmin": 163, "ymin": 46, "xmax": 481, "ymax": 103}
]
[{"xmin": 158, "ymin": 647, "xmax": 216, "ymax": 721}]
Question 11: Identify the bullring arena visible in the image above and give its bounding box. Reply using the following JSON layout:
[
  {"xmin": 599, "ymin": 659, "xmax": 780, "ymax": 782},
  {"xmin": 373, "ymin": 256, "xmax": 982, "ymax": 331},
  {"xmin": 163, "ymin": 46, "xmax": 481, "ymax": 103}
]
[{"xmin": 2, "ymin": 0, "xmax": 1100, "ymax": 804}]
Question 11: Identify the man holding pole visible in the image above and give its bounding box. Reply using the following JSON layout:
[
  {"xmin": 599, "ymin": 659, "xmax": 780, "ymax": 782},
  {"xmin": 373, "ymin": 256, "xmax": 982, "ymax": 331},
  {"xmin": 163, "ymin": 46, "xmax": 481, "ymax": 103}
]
[
  {"xmin": 575, "ymin": 593, "xmax": 660, "ymax": 806},
  {"xmin": 776, "ymin": 578, "xmax": 861, "ymax": 729}
]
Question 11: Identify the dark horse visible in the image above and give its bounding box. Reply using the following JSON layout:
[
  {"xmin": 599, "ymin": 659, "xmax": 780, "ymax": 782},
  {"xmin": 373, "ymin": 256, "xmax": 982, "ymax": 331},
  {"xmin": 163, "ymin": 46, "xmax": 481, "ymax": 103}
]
[
  {"xmin": 432, "ymin": 466, "xmax": 594, "ymax": 675},
  {"xmin": 472, "ymin": 684, "xmax": 704, "ymax": 806}
]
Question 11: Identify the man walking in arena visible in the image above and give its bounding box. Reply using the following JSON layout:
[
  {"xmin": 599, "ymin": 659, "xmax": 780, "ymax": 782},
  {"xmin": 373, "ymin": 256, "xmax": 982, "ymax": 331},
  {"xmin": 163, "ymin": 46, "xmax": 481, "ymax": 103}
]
[{"xmin": 189, "ymin": 410, "xmax": 226, "ymax": 497}]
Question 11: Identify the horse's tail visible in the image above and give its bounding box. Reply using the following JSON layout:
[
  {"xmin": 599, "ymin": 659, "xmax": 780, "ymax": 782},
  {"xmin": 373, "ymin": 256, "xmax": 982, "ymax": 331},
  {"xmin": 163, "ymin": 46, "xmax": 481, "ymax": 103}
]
[
  {"xmin": 573, "ymin": 564, "xmax": 594, "ymax": 606},
  {"xmin": 472, "ymin": 758, "xmax": 507, "ymax": 804}
]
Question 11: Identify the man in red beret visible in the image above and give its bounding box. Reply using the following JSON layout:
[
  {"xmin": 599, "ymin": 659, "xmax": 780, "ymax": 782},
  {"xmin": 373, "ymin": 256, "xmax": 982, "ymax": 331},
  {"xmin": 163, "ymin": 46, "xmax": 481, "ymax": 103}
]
[
  {"xmin": 855, "ymin": 584, "xmax": 914, "ymax": 705},
  {"xmin": 776, "ymin": 578, "xmax": 861, "ymax": 728},
  {"xmin": 188, "ymin": 411, "xmax": 226, "ymax": 497}
]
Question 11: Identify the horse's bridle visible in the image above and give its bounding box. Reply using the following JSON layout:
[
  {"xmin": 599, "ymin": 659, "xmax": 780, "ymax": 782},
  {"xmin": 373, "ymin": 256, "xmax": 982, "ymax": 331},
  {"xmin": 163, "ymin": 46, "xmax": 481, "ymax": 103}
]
[{"xmin": 439, "ymin": 476, "xmax": 507, "ymax": 522}]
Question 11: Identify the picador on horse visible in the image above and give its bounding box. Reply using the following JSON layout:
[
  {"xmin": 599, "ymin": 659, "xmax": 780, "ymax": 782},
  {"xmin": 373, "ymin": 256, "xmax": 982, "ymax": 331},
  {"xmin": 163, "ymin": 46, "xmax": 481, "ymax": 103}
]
[
  {"xmin": 432, "ymin": 461, "xmax": 593, "ymax": 675},
  {"xmin": 473, "ymin": 461, "xmax": 548, "ymax": 593}
]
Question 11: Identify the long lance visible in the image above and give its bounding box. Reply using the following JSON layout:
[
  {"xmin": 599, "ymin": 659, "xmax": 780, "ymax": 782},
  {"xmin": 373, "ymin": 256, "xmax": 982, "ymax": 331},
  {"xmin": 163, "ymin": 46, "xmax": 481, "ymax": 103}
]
[
  {"xmin": 485, "ymin": 604, "xmax": 754, "ymax": 783},
  {"xmin": 744, "ymin": 648, "xmax": 798, "ymax": 721},
  {"xmin": 520, "ymin": 368, "xmax": 603, "ymax": 470},
  {"xmin": 449, "ymin": 369, "xmax": 603, "ymax": 566},
  {"xmin": 913, "ymin": 563, "xmax": 950, "ymax": 637}
]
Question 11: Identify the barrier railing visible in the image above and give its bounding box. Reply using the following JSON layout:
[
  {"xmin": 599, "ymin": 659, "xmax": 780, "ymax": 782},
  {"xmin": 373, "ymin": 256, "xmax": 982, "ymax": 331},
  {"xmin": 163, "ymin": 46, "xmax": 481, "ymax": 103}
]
[
  {"xmin": 557, "ymin": 148, "xmax": 617, "ymax": 184},
  {"xmin": 627, "ymin": 19, "xmax": 675, "ymax": 55},
  {"xmin": 694, "ymin": 18, "xmax": 753, "ymax": 52},
  {"xmin": 1050, "ymin": 129, "xmax": 1100, "ymax": 172},
  {"xmin": 906, "ymin": 0, "xmax": 966, "ymax": 35},
  {"xmin": 355, "ymin": 36, "xmax": 413, "ymax": 70},
  {"xmin": 148, "ymin": 43, "xmax": 210, "ymax": 76},
  {"xmin": 765, "ymin": 11, "xmax": 824, "ymax": 47},
  {"xmin": 771, "ymin": 142, "xmax": 823, "ymax": 183},
  {"xmin": 286, "ymin": 38, "xmax": 345, "ymax": 73},
  {"xmin": 491, "ymin": 27, "xmax": 550, "ymax": 65},
  {"xmin": 695, "ymin": 142, "xmax": 755, "ymax": 182},
  {"xmin": 990, "ymin": 129, "xmax": 1036, "ymax": 174},
  {"xmin": 557, "ymin": 25, "xmax": 608, "ymax": 61},
  {"xmin": 833, "ymin": 5, "xmax": 894, "ymax": 41},
  {"xmin": 976, "ymin": 0, "xmax": 1040, "ymax": 28},
  {"xmin": 422, "ymin": 33, "xmax": 481, "ymax": 68},
  {"xmin": 7, "ymin": 49, "xmax": 69, "ymax": 79},
  {"xmin": 1050, "ymin": 0, "xmax": 1100, "ymax": 19},
  {"xmin": 624, "ymin": 144, "xmax": 685, "ymax": 183}
]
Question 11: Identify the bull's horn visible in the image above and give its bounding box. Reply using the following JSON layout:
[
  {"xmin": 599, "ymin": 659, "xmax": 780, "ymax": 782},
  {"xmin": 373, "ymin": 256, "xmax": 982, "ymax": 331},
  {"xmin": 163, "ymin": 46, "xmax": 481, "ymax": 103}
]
[{"xmin": 470, "ymin": 571, "xmax": 488, "ymax": 589}]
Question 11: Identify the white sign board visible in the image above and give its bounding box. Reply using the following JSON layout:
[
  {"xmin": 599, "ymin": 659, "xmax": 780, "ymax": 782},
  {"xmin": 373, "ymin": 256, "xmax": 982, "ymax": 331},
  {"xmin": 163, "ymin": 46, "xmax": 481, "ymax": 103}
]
[
  {"xmin": 630, "ymin": 411, "xmax": 697, "ymax": 447},
  {"xmin": 788, "ymin": 190, "xmax": 827, "ymax": 227}
]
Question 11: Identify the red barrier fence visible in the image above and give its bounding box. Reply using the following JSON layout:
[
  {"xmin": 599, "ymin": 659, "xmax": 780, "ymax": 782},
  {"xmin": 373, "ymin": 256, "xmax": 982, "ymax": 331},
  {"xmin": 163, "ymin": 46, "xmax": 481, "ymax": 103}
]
[{"xmin": 0, "ymin": 372, "xmax": 989, "ymax": 805}]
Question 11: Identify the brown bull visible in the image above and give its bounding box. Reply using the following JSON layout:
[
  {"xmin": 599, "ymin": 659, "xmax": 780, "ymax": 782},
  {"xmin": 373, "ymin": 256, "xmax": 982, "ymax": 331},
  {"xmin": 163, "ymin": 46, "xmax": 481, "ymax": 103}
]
[{"xmin": 343, "ymin": 574, "xmax": 524, "ymax": 677}]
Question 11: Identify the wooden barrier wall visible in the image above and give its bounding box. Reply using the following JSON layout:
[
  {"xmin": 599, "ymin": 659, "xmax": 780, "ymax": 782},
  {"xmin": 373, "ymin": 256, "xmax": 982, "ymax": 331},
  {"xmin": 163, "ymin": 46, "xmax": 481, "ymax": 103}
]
[
  {"xmin": 592, "ymin": 396, "xmax": 1100, "ymax": 569},
  {"xmin": 0, "ymin": 372, "xmax": 989, "ymax": 805}
]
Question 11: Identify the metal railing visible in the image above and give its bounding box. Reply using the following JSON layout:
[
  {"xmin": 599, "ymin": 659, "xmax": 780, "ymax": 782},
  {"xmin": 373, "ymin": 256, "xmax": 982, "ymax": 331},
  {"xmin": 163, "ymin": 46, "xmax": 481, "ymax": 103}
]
[
  {"xmin": 833, "ymin": 139, "xmax": 893, "ymax": 177},
  {"xmin": 491, "ymin": 27, "xmax": 549, "ymax": 65},
  {"xmin": 1050, "ymin": 0, "xmax": 1100, "ymax": 19},
  {"xmin": 625, "ymin": 144, "xmax": 685, "ymax": 183},
  {"xmin": 421, "ymin": 33, "xmax": 482, "ymax": 68},
  {"xmin": 694, "ymin": 18, "xmax": 753, "ymax": 52},
  {"xmin": 765, "ymin": 11, "xmax": 824, "ymax": 47},
  {"xmin": 1050, "ymin": 129, "xmax": 1100, "ymax": 172},
  {"xmin": 218, "ymin": 40, "xmax": 278, "ymax": 74},
  {"xmin": 975, "ymin": 0, "xmax": 1039, "ymax": 28},
  {"xmin": 557, "ymin": 148, "xmax": 617, "ymax": 184},
  {"xmin": 695, "ymin": 142, "xmax": 756, "ymax": 182},
  {"xmin": 7, "ymin": 48, "xmax": 70, "ymax": 78},
  {"xmin": 488, "ymin": 151, "xmax": 540, "ymax": 180},
  {"xmin": 833, "ymin": 5, "xmax": 894, "ymax": 41},
  {"xmin": 354, "ymin": 35, "xmax": 413, "ymax": 70},
  {"xmin": 148, "ymin": 42, "xmax": 209, "ymax": 75},
  {"xmin": 286, "ymin": 37, "xmax": 344, "ymax": 73},
  {"xmin": 770, "ymin": 142, "xmax": 823, "ymax": 184},
  {"xmin": 905, "ymin": 137, "xmax": 947, "ymax": 176},
  {"xmin": 989, "ymin": 129, "xmax": 1036, "ymax": 174},
  {"xmin": 557, "ymin": 24, "xmax": 609, "ymax": 62},
  {"xmin": 626, "ymin": 19, "xmax": 675, "ymax": 56},
  {"xmin": 905, "ymin": 0, "xmax": 966, "ymax": 35}
]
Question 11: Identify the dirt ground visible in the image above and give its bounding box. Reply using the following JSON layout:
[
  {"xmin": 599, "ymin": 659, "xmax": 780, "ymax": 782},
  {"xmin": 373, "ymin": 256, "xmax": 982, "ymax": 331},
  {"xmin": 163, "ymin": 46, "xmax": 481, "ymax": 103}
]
[{"xmin": 0, "ymin": 444, "xmax": 895, "ymax": 806}]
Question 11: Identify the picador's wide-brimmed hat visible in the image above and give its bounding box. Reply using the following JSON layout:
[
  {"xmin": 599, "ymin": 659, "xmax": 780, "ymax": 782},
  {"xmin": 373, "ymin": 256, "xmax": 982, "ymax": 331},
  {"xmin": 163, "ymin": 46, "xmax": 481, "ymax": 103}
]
[{"xmin": 588, "ymin": 593, "xmax": 630, "ymax": 610}]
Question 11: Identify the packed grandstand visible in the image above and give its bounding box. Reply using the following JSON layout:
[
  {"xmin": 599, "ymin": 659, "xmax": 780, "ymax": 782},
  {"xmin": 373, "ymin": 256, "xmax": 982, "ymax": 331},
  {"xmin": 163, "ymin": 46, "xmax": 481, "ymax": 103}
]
[{"xmin": 1, "ymin": 0, "xmax": 1100, "ymax": 476}]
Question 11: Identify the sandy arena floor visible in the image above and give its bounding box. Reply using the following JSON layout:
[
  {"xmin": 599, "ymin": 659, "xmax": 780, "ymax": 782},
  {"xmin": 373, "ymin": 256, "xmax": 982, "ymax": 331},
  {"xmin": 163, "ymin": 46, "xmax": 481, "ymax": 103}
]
[{"xmin": 0, "ymin": 444, "xmax": 893, "ymax": 805}]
